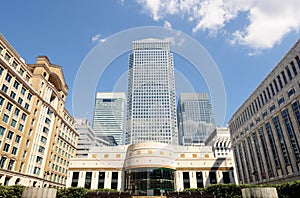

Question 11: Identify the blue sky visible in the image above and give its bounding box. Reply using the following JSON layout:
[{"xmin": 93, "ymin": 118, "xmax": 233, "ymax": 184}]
[{"xmin": 1, "ymin": 0, "xmax": 300, "ymax": 126}]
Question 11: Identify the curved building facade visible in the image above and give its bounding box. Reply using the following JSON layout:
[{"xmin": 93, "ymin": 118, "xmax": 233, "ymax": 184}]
[{"xmin": 67, "ymin": 142, "xmax": 236, "ymax": 196}]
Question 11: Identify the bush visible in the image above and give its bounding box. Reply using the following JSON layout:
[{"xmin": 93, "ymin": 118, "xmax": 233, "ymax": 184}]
[
  {"xmin": 57, "ymin": 187, "xmax": 87, "ymax": 198},
  {"xmin": 0, "ymin": 185, "xmax": 25, "ymax": 198}
]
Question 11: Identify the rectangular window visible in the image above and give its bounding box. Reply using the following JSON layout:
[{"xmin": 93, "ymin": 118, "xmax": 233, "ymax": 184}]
[
  {"xmin": 21, "ymin": 87, "xmax": 26, "ymax": 95},
  {"xmin": 286, "ymin": 66, "xmax": 293, "ymax": 80},
  {"xmin": 71, "ymin": 172, "xmax": 79, "ymax": 187},
  {"xmin": 291, "ymin": 61, "xmax": 298, "ymax": 76},
  {"xmin": 281, "ymin": 71, "xmax": 288, "ymax": 84},
  {"xmin": 111, "ymin": 172, "xmax": 118, "ymax": 189},
  {"xmin": 0, "ymin": 67, "xmax": 3, "ymax": 76},
  {"xmin": 265, "ymin": 122, "xmax": 281, "ymax": 168},
  {"xmin": 278, "ymin": 97, "xmax": 285, "ymax": 106},
  {"xmin": 273, "ymin": 79, "xmax": 279, "ymax": 92},
  {"xmin": 7, "ymin": 131, "xmax": 14, "ymax": 139},
  {"xmin": 2, "ymin": 114, "xmax": 9, "ymax": 123},
  {"xmin": 0, "ymin": 157, "xmax": 7, "ymax": 168},
  {"xmin": 38, "ymin": 146, "xmax": 45, "ymax": 154},
  {"xmin": 84, "ymin": 172, "xmax": 92, "ymax": 189},
  {"xmin": 19, "ymin": 69, "xmax": 24, "ymax": 76},
  {"xmin": 183, "ymin": 172, "xmax": 190, "ymax": 189},
  {"xmin": 7, "ymin": 159, "xmax": 14, "ymax": 171},
  {"xmin": 222, "ymin": 172, "xmax": 231, "ymax": 184},
  {"xmin": 98, "ymin": 172, "xmax": 105, "ymax": 189},
  {"xmin": 0, "ymin": 96, "xmax": 4, "ymax": 106},
  {"xmin": 27, "ymin": 93, "xmax": 32, "ymax": 101},
  {"xmin": 3, "ymin": 143, "xmax": 10, "ymax": 152},
  {"xmin": 41, "ymin": 136, "xmax": 47, "ymax": 144},
  {"xmin": 6, "ymin": 102, "xmax": 13, "ymax": 111},
  {"xmin": 13, "ymin": 81, "xmax": 19, "ymax": 89},
  {"xmin": 10, "ymin": 91, "xmax": 16, "ymax": 99},
  {"xmin": 209, "ymin": 172, "xmax": 217, "ymax": 184},
  {"xmin": 196, "ymin": 172, "xmax": 204, "ymax": 188},
  {"xmin": 0, "ymin": 126, "xmax": 5, "ymax": 136},
  {"xmin": 45, "ymin": 118, "xmax": 51, "ymax": 125},
  {"xmin": 18, "ymin": 124, "xmax": 24, "ymax": 132},
  {"xmin": 11, "ymin": 147, "xmax": 17, "ymax": 155},
  {"xmin": 24, "ymin": 103, "xmax": 29, "ymax": 110},
  {"xmin": 269, "ymin": 83, "xmax": 275, "ymax": 96},
  {"xmin": 17, "ymin": 98, "xmax": 23, "ymax": 105},
  {"xmin": 33, "ymin": 167, "xmax": 40, "ymax": 175},
  {"xmin": 4, "ymin": 53, "xmax": 11, "ymax": 61},
  {"xmin": 21, "ymin": 113, "xmax": 27, "ymax": 121},
  {"xmin": 11, "ymin": 119, "xmax": 17, "ymax": 127},
  {"xmin": 12, "ymin": 61, "xmax": 18, "ymax": 69},
  {"xmin": 15, "ymin": 135, "xmax": 21, "ymax": 143},
  {"xmin": 288, "ymin": 88, "xmax": 295, "ymax": 97},
  {"xmin": 277, "ymin": 76, "xmax": 283, "ymax": 89},
  {"xmin": 2, "ymin": 85, "xmax": 8, "ymax": 93},
  {"xmin": 5, "ymin": 73, "xmax": 12, "ymax": 82}
]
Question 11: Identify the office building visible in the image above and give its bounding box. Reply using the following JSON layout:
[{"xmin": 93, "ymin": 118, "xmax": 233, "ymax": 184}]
[
  {"xmin": 66, "ymin": 141, "xmax": 236, "ymax": 195},
  {"xmin": 0, "ymin": 34, "xmax": 78, "ymax": 187},
  {"xmin": 126, "ymin": 39, "xmax": 178, "ymax": 145},
  {"xmin": 92, "ymin": 92, "xmax": 126, "ymax": 145},
  {"xmin": 75, "ymin": 118, "xmax": 109, "ymax": 158},
  {"xmin": 177, "ymin": 93, "xmax": 215, "ymax": 145},
  {"xmin": 228, "ymin": 39, "xmax": 300, "ymax": 184}
]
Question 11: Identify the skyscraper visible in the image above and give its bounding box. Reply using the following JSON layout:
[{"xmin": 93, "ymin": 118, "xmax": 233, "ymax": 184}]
[
  {"xmin": 126, "ymin": 38, "xmax": 178, "ymax": 144},
  {"xmin": 177, "ymin": 93, "xmax": 215, "ymax": 145},
  {"xmin": 92, "ymin": 92, "xmax": 126, "ymax": 145}
]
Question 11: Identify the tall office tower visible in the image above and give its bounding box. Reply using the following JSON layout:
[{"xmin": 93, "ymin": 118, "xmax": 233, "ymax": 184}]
[
  {"xmin": 126, "ymin": 38, "xmax": 178, "ymax": 145},
  {"xmin": 0, "ymin": 34, "xmax": 78, "ymax": 187},
  {"xmin": 228, "ymin": 39, "xmax": 300, "ymax": 184},
  {"xmin": 92, "ymin": 92, "xmax": 126, "ymax": 145},
  {"xmin": 177, "ymin": 93, "xmax": 215, "ymax": 145}
]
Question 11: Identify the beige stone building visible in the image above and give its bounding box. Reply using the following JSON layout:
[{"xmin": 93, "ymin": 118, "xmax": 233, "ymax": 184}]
[
  {"xmin": 0, "ymin": 34, "xmax": 78, "ymax": 187},
  {"xmin": 67, "ymin": 142, "xmax": 236, "ymax": 196},
  {"xmin": 228, "ymin": 39, "xmax": 300, "ymax": 184}
]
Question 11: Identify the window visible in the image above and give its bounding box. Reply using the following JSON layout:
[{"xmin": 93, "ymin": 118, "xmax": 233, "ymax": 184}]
[
  {"xmin": 11, "ymin": 119, "xmax": 17, "ymax": 127},
  {"xmin": 3, "ymin": 143, "xmax": 10, "ymax": 152},
  {"xmin": 265, "ymin": 122, "xmax": 281, "ymax": 168},
  {"xmin": 183, "ymin": 172, "xmax": 190, "ymax": 188},
  {"xmin": 45, "ymin": 118, "xmax": 51, "ymax": 125},
  {"xmin": 209, "ymin": 172, "xmax": 217, "ymax": 184},
  {"xmin": 21, "ymin": 87, "xmax": 26, "ymax": 95},
  {"xmin": 0, "ymin": 96, "xmax": 4, "ymax": 105},
  {"xmin": 33, "ymin": 167, "xmax": 40, "ymax": 175},
  {"xmin": 286, "ymin": 66, "xmax": 293, "ymax": 80},
  {"xmin": 71, "ymin": 172, "xmax": 79, "ymax": 187},
  {"xmin": 17, "ymin": 98, "xmax": 23, "ymax": 106},
  {"xmin": 98, "ymin": 172, "xmax": 105, "ymax": 189},
  {"xmin": 2, "ymin": 114, "xmax": 9, "ymax": 123},
  {"xmin": 11, "ymin": 147, "xmax": 18, "ymax": 155},
  {"xmin": 0, "ymin": 157, "xmax": 7, "ymax": 168},
  {"xmin": 13, "ymin": 81, "xmax": 19, "ymax": 89},
  {"xmin": 43, "ymin": 127, "xmax": 49, "ymax": 134},
  {"xmin": 10, "ymin": 91, "xmax": 16, "ymax": 99},
  {"xmin": 36, "ymin": 156, "xmax": 43, "ymax": 164},
  {"xmin": 5, "ymin": 73, "xmax": 12, "ymax": 82},
  {"xmin": 0, "ymin": 126, "xmax": 5, "ymax": 136},
  {"xmin": 7, "ymin": 131, "xmax": 14, "ymax": 139},
  {"xmin": 0, "ymin": 67, "xmax": 3, "ymax": 76},
  {"xmin": 19, "ymin": 69, "xmax": 24, "ymax": 76},
  {"xmin": 278, "ymin": 97, "xmax": 285, "ymax": 106},
  {"xmin": 84, "ymin": 172, "xmax": 92, "ymax": 189},
  {"xmin": 291, "ymin": 61, "xmax": 298, "ymax": 76},
  {"xmin": 288, "ymin": 88, "xmax": 295, "ymax": 97},
  {"xmin": 27, "ymin": 93, "xmax": 32, "ymax": 101},
  {"xmin": 2, "ymin": 85, "xmax": 8, "ymax": 93},
  {"xmin": 24, "ymin": 103, "xmax": 29, "ymax": 110},
  {"xmin": 38, "ymin": 146, "xmax": 45, "ymax": 154},
  {"xmin": 6, "ymin": 102, "xmax": 13, "ymax": 111},
  {"xmin": 4, "ymin": 53, "xmax": 11, "ymax": 61},
  {"xmin": 41, "ymin": 136, "xmax": 47, "ymax": 144},
  {"xmin": 111, "ymin": 172, "xmax": 118, "ymax": 190},
  {"xmin": 21, "ymin": 113, "xmax": 27, "ymax": 121},
  {"xmin": 196, "ymin": 172, "xmax": 204, "ymax": 188},
  {"xmin": 15, "ymin": 135, "xmax": 21, "ymax": 143},
  {"xmin": 12, "ymin": 61, "xmax": 18, "ymax": 69},
  {"xmin": 18, "ymin": 124, "xmax": 24, "ymax": 132}
]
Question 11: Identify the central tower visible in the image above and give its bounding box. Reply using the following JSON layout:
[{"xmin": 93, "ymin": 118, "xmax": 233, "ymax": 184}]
[{"xmin": 126, "ymin": 38, "xmax": 178, "ymax": 145}]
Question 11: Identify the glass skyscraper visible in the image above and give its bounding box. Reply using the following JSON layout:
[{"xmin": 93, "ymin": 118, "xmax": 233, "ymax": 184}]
[
  {"xmin": 92, "ymin": 92, "xmax": 126, "ymax": 145},
  {"xmin": 126, "ymin": 38, "xmax": 178, "ymax": 145},
  {"xmin": 177, "ymin": 93, "xmax": 216, "ymax": 145}
]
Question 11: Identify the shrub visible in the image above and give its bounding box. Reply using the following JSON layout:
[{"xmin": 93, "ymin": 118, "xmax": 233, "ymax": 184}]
[{"xmin": 57, "ymin": 187, "xmax": 87, "ymax": 198}]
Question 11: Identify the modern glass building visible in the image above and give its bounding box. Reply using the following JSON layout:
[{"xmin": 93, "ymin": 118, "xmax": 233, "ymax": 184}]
[
  {"xmin": 177, "ymin": 93, "xmax": 215, "ymax": 145},
  {"xmin": 126, "ymin": 38, "xmax": 178, "ymax": 145},
  {"xmin": 228, "ymin": 38, "xmax": 300, "ymax": 184},
  {"xmin": 92, "ymin": 92, "xmax": 126, "ymax": 145}
]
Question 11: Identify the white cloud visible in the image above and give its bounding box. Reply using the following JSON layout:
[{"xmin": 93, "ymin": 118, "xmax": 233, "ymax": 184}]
[
  {"xmin": 164, "ymin": 20, "xmax": 172, "ymax": 29},
  {"xmin": 132, "ymin": 0, "xmax": 300, "ymax": 52},
  {"xmin": 92, "ymin": 34, "xmax": 101, "ymax": 42},
  {"xmin": 92, "ymin": 34, "xmax": 107, "ymax": 43}
]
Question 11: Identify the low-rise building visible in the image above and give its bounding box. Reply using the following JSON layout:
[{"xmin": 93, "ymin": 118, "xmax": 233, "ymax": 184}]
[{"xmin": 67, "ymin": 141, "xmax": 236, "ymax": 196}]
